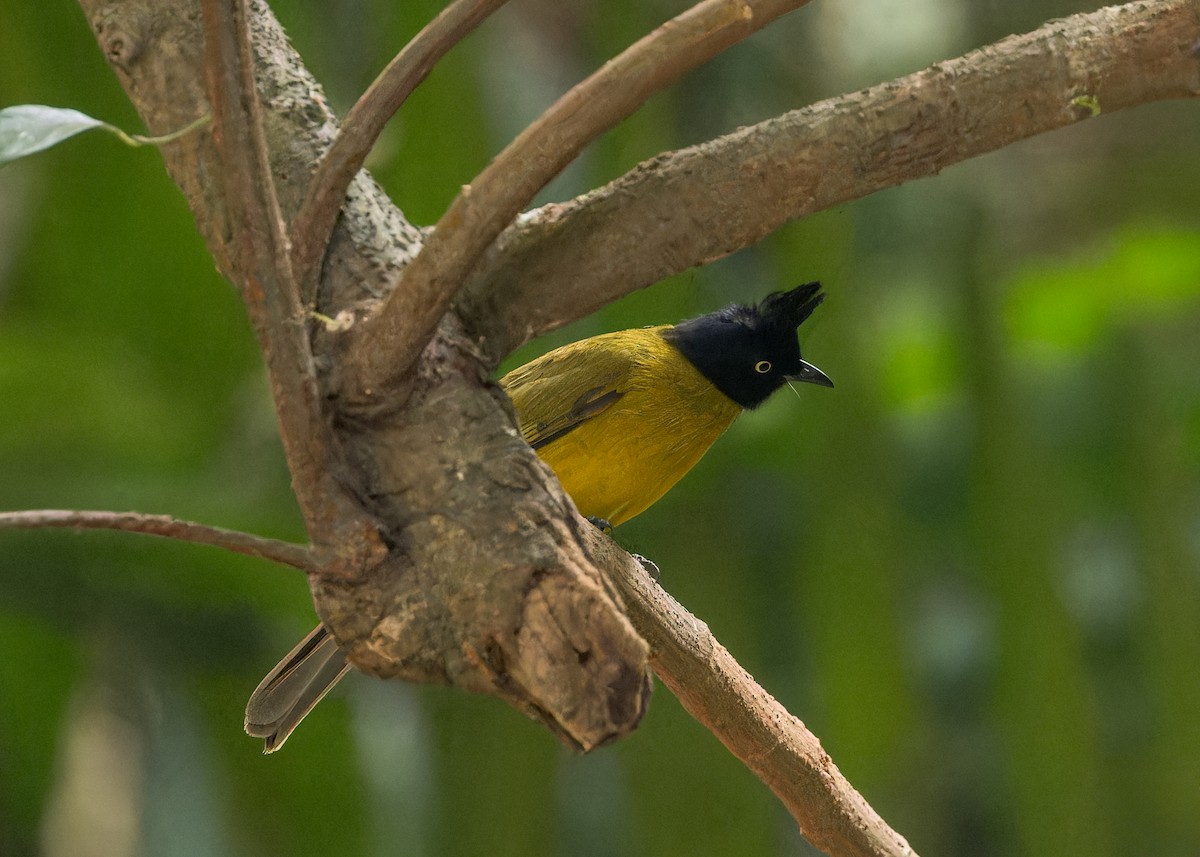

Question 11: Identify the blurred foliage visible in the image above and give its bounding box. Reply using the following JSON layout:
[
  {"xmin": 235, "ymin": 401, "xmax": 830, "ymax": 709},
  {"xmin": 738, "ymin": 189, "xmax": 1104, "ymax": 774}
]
[{"xmin": 2, "ymin": 1, "xmax": 1199, "ymax": 856}]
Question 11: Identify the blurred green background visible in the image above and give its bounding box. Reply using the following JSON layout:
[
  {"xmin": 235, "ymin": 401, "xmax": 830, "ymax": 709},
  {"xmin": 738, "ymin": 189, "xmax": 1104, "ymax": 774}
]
[{"xmin": 2, "ymin": 1, "xmax": 1199, "ymax": 855}]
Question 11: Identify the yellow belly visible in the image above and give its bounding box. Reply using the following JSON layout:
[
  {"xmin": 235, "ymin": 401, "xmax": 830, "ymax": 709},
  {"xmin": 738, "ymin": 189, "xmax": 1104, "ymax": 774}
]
[{"xmin": 509, "ymin": 338, "xmax": 742, "ymax": 527}]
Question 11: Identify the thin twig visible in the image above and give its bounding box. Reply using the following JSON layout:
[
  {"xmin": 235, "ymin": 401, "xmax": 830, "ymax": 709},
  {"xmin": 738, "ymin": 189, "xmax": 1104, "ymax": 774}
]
[
  {"xmin": 290, "ymin": 0, "xmax": 511, "ymax": 287},
  {"xmin": 461, "ymin": 0, "xmax": 1200, "ymax": 361},
  {"xmin": 587, "ymin": 532, "xmax": 915, "ymax": 857},
  {"xmin": 0, "ymin": 510, "xmax": 316, "ymax": 571},
  {"xmin": 346, "ymin": 0, "xmax": 813, "ymax": 400}
]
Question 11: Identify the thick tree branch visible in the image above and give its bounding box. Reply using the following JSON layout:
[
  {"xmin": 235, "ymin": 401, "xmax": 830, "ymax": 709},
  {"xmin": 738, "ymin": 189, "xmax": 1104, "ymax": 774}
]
[
  {"xmin": 462, "ymin": 0, "xmax": 1200, "ymax": 361},
  {"xmin": 343, "ymin": 0, "xmax": 813, "ymax": 402},
  {"xmin": 0, "ymin": 510, "xmax": 315, "ymax": 571},
  {"xmin": 72, "ymin": 1, "xmax": 1198, "ymax": 851},
  {"xmin": 290, "ymin": 0, "xmax": 510, "ymax": 287},
  {"xmin": 80, "ymin": 0, "xmax": 651, "ymax": 756}
]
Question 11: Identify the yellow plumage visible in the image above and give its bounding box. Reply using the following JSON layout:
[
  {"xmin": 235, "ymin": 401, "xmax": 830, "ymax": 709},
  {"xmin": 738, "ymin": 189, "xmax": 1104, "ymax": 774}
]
[
  {"xmin": 501, "ymin": 327, "xmax": 742, "ymax": 527},
  {"xmin": 245, "ymin": 284, "xmax": 830, "ymax": 752}
]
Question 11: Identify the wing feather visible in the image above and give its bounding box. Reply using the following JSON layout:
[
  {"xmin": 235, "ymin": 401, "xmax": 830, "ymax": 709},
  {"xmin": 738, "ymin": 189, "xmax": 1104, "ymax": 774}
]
[{"xmin": 500, "ymin": 330, "xmax": 653, "ymax": 451}]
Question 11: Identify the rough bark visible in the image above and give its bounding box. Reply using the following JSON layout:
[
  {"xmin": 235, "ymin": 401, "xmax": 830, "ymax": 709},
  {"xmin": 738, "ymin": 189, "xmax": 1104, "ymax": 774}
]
[
  {"xmin": 462, "ymin": 0, "xmax": 1200, "ymax": 360},
  {"xmin": 84, "ymin": 0, "xmax": 652, "ymax": 751},
  {"xmin": 338, "ymin": 0, "xmax": 815, "ymax": 398},
  {"xmin": 69, "ymin": 0, "xmax": 1200, "ymax": 853},
  {"xmin": 591, "ymin": 533, "xmax": 916, "ymax": 857}
]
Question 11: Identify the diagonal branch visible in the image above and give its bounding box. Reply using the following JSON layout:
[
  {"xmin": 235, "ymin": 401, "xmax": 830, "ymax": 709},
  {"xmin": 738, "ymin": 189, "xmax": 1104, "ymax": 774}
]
[
  {"xmin": 198, "ymin": 0, "xmax": 312, "ymax": 502},
  {"xmin": 0, "ymin": 510, "xmax": 316, "ymax": 571},
  {"xmin": 586, "ymin": 532, "xmax": 915, "ymax": 857},
  {"xmin": 74, "ymin": 1, "xmax": 1198, "ymax": 852},
  {"xmin": 343, "ymin": 0, "xmax": 814, "ymax": 401},
  {"xmin": 460, "ymin": 0, "xmax": 1200, "ymax": 362},
  {"xmin": 289, "ymin": 0, "xmax": 511, "ymax": 288},
  {"xmin": 199, "ymin": 0, "xmax": 383, "ymax": 566}
]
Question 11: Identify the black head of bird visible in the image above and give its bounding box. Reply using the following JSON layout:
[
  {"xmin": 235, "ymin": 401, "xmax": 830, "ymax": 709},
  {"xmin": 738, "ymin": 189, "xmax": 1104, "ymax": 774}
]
[
  {"xmin": 663, "ymin": 281, "xmax": 832, "ymax": 409},
  {"xmin": 245, "ymin": 280, "xmax": 833, "ymax": 752}
]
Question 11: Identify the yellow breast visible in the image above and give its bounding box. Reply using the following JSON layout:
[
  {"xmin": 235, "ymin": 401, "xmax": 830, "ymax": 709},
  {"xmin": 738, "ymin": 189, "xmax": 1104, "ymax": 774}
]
[{"xmin": 502, "ymin": 328, "xmax": 742, "ymax": 527}]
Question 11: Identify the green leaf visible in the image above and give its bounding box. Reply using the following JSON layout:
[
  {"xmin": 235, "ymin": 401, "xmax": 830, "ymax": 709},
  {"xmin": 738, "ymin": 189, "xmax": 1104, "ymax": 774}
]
[
  {"xmin": 0, "ymin": 104, "xmax": 114, "ymax": 166},
  {"xmin": 0, "ymin": 104, "xmax": 210, "ymax": 167}
]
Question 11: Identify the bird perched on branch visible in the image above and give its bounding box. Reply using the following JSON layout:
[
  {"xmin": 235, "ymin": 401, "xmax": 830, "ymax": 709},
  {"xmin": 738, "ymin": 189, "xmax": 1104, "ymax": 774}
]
[{"xmin": 246, "ymin": 281, "xmax": 832, "ymax": 751}]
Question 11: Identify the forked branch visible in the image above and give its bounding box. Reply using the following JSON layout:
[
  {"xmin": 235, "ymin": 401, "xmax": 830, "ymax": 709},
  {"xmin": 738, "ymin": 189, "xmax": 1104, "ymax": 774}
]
[
  {"xmin": 344, "ymin": 0, "xmax": 814, "ymax": 400},
  {"xmin": 460, "ymin": 0, "xmax": 1200, "ymax": 359},
  {"xmin": 289, "ymin": 0, "xmax": 511, "ymax": 287},
  {"xmin": 66, "ymin": 1, "xmax": 1200, "ymax": 854},
  {"xmin": 198, "ymin": 0, "xmax": 384, "ymax": 567}
]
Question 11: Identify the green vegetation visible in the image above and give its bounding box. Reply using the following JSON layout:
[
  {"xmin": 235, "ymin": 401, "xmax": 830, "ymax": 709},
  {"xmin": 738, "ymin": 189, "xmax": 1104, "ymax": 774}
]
[{"xmin": 2, "ymin": 2, "xmax": 1197, "ymax": 856}]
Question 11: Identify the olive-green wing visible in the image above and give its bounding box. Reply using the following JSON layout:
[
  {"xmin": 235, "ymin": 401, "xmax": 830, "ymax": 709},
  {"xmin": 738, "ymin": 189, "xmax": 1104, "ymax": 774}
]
[{"xmin": 500, "ymin": 332, "xmax": 643, "ymax": 451}]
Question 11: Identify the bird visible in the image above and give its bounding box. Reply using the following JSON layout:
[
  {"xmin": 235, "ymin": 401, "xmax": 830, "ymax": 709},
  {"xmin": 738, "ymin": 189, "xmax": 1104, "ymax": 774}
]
[{"xmin": 245, "ymin": 281, "xmax": 832, "ymax": 751}]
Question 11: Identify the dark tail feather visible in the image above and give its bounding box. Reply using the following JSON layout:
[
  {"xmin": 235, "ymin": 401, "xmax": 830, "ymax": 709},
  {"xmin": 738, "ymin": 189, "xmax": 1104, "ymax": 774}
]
[{"xmin": 245, "ymin": 623, "xmax": 350, "ymax": 752}]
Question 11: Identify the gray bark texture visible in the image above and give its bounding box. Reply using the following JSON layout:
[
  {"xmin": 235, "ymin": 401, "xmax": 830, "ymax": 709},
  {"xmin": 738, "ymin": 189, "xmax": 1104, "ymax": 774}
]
[{"xmin": 73, "ymin": 0, "xmax": 1200, "ymax": 853}]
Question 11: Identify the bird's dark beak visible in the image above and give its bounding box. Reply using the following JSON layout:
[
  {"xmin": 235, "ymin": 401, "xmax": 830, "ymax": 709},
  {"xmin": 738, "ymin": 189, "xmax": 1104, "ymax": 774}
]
[{"xmin": 789, "ymin": 360, "xmax": 834, "ymax": 388}]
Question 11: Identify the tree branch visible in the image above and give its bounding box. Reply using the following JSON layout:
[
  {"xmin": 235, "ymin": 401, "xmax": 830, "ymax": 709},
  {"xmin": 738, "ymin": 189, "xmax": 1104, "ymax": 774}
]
[
  {"xmin": 198, "ymin": 0, "xmax": 384, "ymax": 567},
  {"xmin": 462, "ymin": 0, "xmax": 1200, "ymax": 361},
  {"xmin": 82, "ymin": 0, "xmax": 652, "ymax": 755},
  {"xmin": 72, "ymin": 1, "xmax": 1198, "ymax": 851},
  {"xmin": 343, "ymin": 0, "xmax": 814, "ymax": 402},
  {"xmin": 289, "ymin": 0, "xmax": 510, "ymax": 287},
  {"xmin": 586, "ymin": 533, "xmax": 914, "ymax": 857},
  {"xmin": 0, "ymin": 510, "xmax": 315, "ymax": 571}
]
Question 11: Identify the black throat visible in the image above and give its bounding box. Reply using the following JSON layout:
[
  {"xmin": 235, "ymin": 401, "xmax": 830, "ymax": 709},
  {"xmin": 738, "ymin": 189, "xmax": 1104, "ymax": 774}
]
[{"xmin": 661, "ymin": 314, "xmax": 768, "ymax": 409}]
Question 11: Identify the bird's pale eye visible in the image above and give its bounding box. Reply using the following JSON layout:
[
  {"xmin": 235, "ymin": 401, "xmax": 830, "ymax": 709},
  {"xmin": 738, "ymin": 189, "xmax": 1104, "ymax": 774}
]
[{"xmin": 754, "ymin": 360, "xmax": 772, "ymax": 374}]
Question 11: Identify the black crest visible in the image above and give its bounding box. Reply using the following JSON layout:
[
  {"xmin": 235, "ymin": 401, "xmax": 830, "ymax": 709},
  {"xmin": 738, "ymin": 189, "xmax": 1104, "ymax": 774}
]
[{"xmin": 662, "ymin": 282, "xmax": 831, "ymax": 409}]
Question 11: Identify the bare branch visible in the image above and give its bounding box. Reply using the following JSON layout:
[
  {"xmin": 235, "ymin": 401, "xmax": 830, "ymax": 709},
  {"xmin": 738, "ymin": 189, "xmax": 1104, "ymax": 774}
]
[
  {"xmin": 344, "ymin": 0, "xmax": 814, "ymax": 401},
  {"xmin": 586, "ymin": 533, "xmax": 916, "ymax": 857},
  {"xmin": 462, "ymin": 0, "xmax": 1200, "ymax": 361},
  {"xmin": 199, "ymin": 0, "xmax": 295, "ymax": 301},
  {"xmin": 0, "ymin": 510, "xmax": 316, "ymax": 571},
  {"xmin": 199, "ymin": 0, "xmax": 384, "ymax": 564},
  {"xmin": 198, "ymin": 0, "xmax": 310, "ymax": 496},
  {"xmin": 290, "ymin": 0, "xmax": 510, "ymax": 287},
  {"xmin": 78, "ymin": 1, "xmax": 1199, "ymax": 850}
]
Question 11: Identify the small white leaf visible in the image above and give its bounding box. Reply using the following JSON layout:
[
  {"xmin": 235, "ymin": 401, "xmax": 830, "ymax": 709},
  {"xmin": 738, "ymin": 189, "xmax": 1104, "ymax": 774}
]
[{"xmin": 0, "ymin": 105, "xmax": 114, "ymax": 167}]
